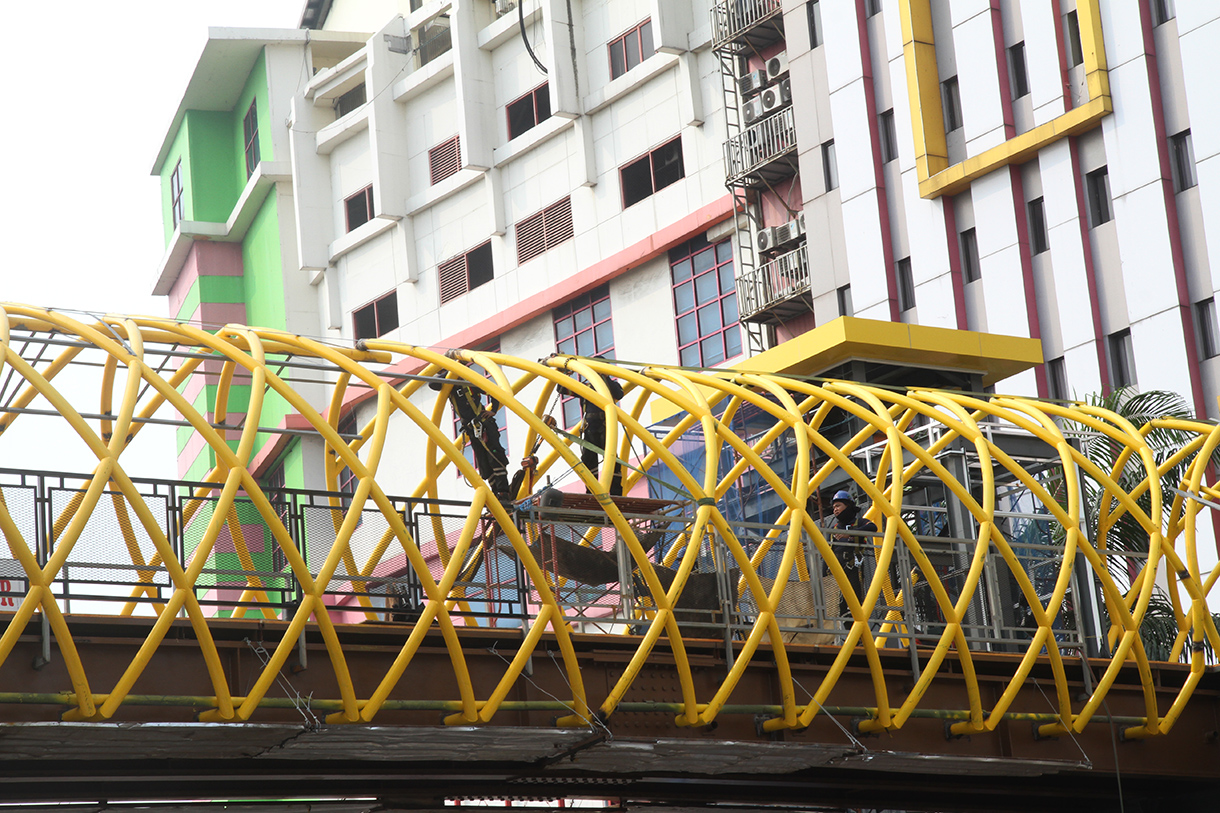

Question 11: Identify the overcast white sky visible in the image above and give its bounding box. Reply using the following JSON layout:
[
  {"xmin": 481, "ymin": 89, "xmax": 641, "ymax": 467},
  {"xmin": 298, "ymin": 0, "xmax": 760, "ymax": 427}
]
[{"xmin": 3, "ymin": 0, "xmax": 304, "ymax": 316}]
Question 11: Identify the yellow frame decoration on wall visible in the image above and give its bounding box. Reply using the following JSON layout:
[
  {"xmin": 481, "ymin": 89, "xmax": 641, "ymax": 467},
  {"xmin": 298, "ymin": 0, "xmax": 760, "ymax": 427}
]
[{"xmin": 901, "ymin": 0, "xmax": 1110, "ymax": 199}]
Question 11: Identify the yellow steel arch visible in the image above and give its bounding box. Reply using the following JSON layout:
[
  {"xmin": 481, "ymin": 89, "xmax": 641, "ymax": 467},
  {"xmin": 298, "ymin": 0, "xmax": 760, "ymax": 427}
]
[{"xmin": 0, "ymin": 304, "xmax": 1216, "ymax": 741}]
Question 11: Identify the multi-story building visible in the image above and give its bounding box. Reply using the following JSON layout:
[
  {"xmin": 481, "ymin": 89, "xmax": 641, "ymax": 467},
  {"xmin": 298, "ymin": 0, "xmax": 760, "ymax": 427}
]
[{"xmin": 150, "ymin": 0, "xmax": 1220, "ymax": 510}]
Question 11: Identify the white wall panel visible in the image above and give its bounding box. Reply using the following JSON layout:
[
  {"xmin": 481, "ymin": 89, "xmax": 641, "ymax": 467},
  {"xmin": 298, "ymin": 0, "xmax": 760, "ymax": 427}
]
[
  {"xmin": 980, "ymin": 244, "xmax": 1031, "ymax": 338},
  {"xmin": 1130, "ymin": 308, "xmax": 1195, "ymax": 396},
  {"xmin": 1022, "ymin": 1, "xmax": 1067, "ymax": 127},
  {"xmin": 1099, "ymin": 60, "xmax": 1162, "ymax": 200},
  {"xmin": 829, "ymin": 79, "xmax": 878, "ymax": 202},
  {"xmin": 1112, "ymin": 183, "xmax": 1178, "ymax": 321},
  {"xmin": 954, "ymin": 13, "xmax": 1005, "ymax": 154},
  {"xmin": 840, "ymin": 192, "xmax": 889, "ymax": 316},
  {"xmin": 822, "ymin": 0, "xmax": 863, "ymax": 94}
]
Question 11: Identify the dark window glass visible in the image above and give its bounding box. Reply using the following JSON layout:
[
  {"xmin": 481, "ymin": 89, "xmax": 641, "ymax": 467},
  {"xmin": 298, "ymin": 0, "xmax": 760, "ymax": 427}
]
[
  {"xmin": 1048, "ymin": 357, "xmax": 1069, "ymax": 401},
  {"xmin": 621, "ymin": 137, "xmax": 684, "ymax": 208},
  {"xmin": 942, "ymin": 77, "xmax": 962, "ymax": 132},
  {"xmin": 1028, "ymin": 197, "xmax": 1049, "ymax": 255},
  {"xmin": 345, "ymin": 186, "xmax": 374, "ymax": 232},
  {"xmin": 1065, "ymin": 11, "xmax": 1084, "ymax": 68},
  {"xmin": 1086, "ymin": 167, "xmax": 1112, "ymax": 228},
  {"xmin": 1196, "ymin": 299, "xmax": 1218, "ymax": 359},
  {"xmin": 1010, "ymin": 42, "xmax": 1030, "ymax": 99},
  {"xmin": 335, "ymin": 83, "xmax": 367, "ymax": 118},
  {"xmin": 507, "ymin": 83, "xmax": 551, "ymax": 140},
  {"xmin": 353, "ymin": 290, "xmax": 398, "ymax": 339},
  {"xmin": 652, "ymin": 138, "xmax": 685, "ymax": 190},
  {"xmin": 1109, "ymin": 329, "xmax": 1135, "ymax": 388},
  {"xmin": 418, "ymin": 15, "xmax": 452, "ymax": 66},
  {"xmin": 170, "ymin": 161, "xmax": 184, "ymax": 228},
  {"xmin": 438, "ymin": 241, "xmax": 495, "ymax": 304},
  {"xmin": 960, "ymin": 228, "xmax": 981, "ymax": 283},
  {"xmin": 1153, "ymin": 0, "xmax": 1175, "ymax": 26},
  {"xmin": 897, "ymin": 257, "xmax": 915, "ymax": 312},
  {"xmin": 467, "ymin": 242, "xmax": 495, "ymax": 289},
  {"xmin": 610, "ymin": 19, "xmax": 655, "ymax": 80},
  {"xmin": 806, "ymin": 0, "xmax": 822, "ymax": 48},
  {"xmin": 837, "ymin": 285, "xmax": 853, "ymax": 317},
  {"xmin": 879, "ymin": 109, "xmax": 897, "ymax": 163},
  {"xmin": 822, "ymin": 140, "xmax": 838, "ymax": 191},
  {"xmin": 621, "ymin": 155, "xmax": 654, "ymax": 207},
  {"xmin": 243, "ymin": 101, "xmax": 260, "ymax": 178},
  {"xmin": 1170, "ymin": 130, "xmax": 1197, "ymax": 193}
]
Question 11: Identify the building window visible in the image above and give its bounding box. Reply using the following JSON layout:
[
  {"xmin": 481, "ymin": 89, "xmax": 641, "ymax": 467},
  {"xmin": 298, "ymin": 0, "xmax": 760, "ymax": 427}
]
[
  {"xmin": 960, "ymin": 228, "xmax": 981, "ymax": 283},
  {"xmin": 438, "ymin": 242, "xmax": 494, "ymax": 305},
  {"xmin": 1170, "ymin": 130, "xmax": 1197, "ymax": 193},
  {"xmin": 1153, "ymin": 0, "xmax": 1175, "ymax": 26},
  {"xmin": 554, "ymin": 285, "xmax": 615, "ymax": 427},
  {"xmin": 429, "ymin": 135, "xmax": 462, "ymax": 185},
  {"xmin": 170, "ymin": 160, "xmax": 184, "ymax": 228},
  {"xmin": 1010, "ymin": 42, "xmax": 1030, "ymax": 99},
  {"xmin": 1047, "ymin": 357, "xmax": 1069, "ymax": 401},
  {"xmin": 671, "ymin": 238, "xmax": 740, "ymax": 368},
  {"xmin": 353, "ymin": 290, "xmax": 399, "ymax": 340},
  {"xmin": 609, "ymin": 19, "xmax": 654, "ymax": 80},
  {"xmin": 620, "ymin": 137, "xmax": 684, "ymax": 208},
  {"xmin": 896, "ymin": 257, "xmax": 915, "ymax": 312},
  {"xmin": 1028, "ymin": 197, "xmax": 1049, "ymax": 255},
  {"xmin": 516, "ymin": 196, "xmax": 573, "ymax": 265},
  {"xmin": 865, "ymin": 0, "xmax": 881, "ymax": 17},
  {"xmin": 1065, "ymin": 11, "xmax": 1084, "ymax": 68},
  {"xmin": 1086, "ymin": 167, "xmax": 1112, "ymax": 228},
  {"xmin": 335, "ymin": 83, "xmax": 367, "ymax": 118},
  {"xmin": 837, "ymin": 284, "xmax": 853, "ymax": 317},
  {"xmin": 417, "ymin": 13, "xmax": 452, "ymax": 66},
  {"xmin": 806, "ymin": 0, "xmax": 822, "ymax": 48},
  {"xmin": 336, "ymin": 411, "xmax": 359, "ymax": 506},
  {"xmin": 1196, "ymin": 299, "xmax": 1219, "ymax": 359},
  {"xmin": 1109, "ymin": 329, "xmax": 1135, "ymax": 388},
  {"xmin": 507, "ymin": 83, "xmax": 552, "ymax": 140},
  {"xmin": 822, "ymin": 139, "xmax": 839, "ymax": 191},
  {"xmin": 345, "ymin": 186, "xmax": 374, "ymax": 232},
  {"xmin": 243, "ymin": 100, "xmax": 260, "ymax": 179},
  {"xmin": 879, "ymin": 110, "xmax": 898, "ymax": 164},
  {"xmin": 942, "ymin": 76, "xmax": 962, "ymax": 132}
]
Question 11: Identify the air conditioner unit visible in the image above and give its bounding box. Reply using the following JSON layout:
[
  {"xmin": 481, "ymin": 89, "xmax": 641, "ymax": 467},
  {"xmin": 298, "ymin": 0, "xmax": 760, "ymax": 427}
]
[
  {"xmin": 743, "ymin": 97, "xmax": 766, "ymax": 125},
  {"xmin": 773, "ymin": 221, "xmax": 801, "ymax": 246},
  {"xmin": 778, "ymin": 77, "xmax": 792, "ymax": 104},
  {"xmin": 495, "ymin": 0, "xmax": 516, "ymax": 14},
  {"xmin": 766, "ymin": 52, "xmax": 789, "ymax": 82},
  {"xmin": 739, "ymin": 70, "xmax": 767, "ymax": 97},
  {"xmin": 795, "ymin": 212, "xmax": 806, "ymax": 234},
  {"xmin": 756, "ymin": 227, "xmax": 778, "ymax": 252},
  {"xmin": 761, "ymin": 86, "xmax": 784, "ymax": 113}
]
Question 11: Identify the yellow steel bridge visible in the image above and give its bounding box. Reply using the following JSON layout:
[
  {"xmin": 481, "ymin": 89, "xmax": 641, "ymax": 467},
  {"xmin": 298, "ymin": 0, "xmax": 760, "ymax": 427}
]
[{"xmin": 0, "ymin": 304, "xmax": 1217, "ymax": 809}]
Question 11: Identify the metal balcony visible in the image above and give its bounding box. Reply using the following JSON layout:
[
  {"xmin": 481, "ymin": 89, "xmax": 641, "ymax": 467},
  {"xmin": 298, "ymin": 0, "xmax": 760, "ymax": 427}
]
[
  {"xmin": 724, "ymin": 106, "xmax": 798, "ymax": 187},
  {"xmin": 711, "ymin": 0, "xmax": 784, "ymax": 51},
  {"xmin": 736, "ymin": 242, "xmax": 811, "ymax": 323}
]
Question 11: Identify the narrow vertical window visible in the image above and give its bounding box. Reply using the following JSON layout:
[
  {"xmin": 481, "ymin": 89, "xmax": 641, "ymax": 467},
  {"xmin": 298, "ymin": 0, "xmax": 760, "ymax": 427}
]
[
  {"xmin": 1065, "ymin": 11, "xmax": 1084, "ymax": 68},
  {"xmin": 1047, "ymin": 357, "xmax": 1069, "ymax": 401},
  {"xmin": 1109, "ymin": 329, "xmax": 1135, "ymax": 388},
  {"xmin": 960, "ymin": 228, "xmax": 981, "ymax": 283},
  {"xmin": 822, "ymin": 139, "xmax": 838, "ymax": 191},
  {"xmin": 837, "ymin": 285, "xmax": 853, "ymax": 317},
  {"xmin": 1170, "ymin": 130, "xmax": 1197, "ymax": 193},
  {"xmin": 896, "ymin": 257, "xmax": 915, "ymax": 312},
  {"xmin": 344, "ymin": 186, "xmax": 374, "ymax": 232},
  {"xmin": 243, "ymin": 101, "xmax": 260, "ymax": 179},
  {"xmin": 879, "ymin": 110, "xmax": 898, "ymax": 164},
  {"xmin": 806, "ymin": 0, "xmax": 822, "ymax": 48},
  {"xmin": 1028, "ymin": 197, "xmax": 1049, "ymax": 255},
  {"xmin": 170, "ymin": 160, "xmax": 184, "ymax": 228},
  {"xmin": 864, "ymin": 0, "xmax": 881, "ymax": 17},
  {"xmin": 1195, "ymin": 299, "xmax": 1219, "ymax": 359},
  {"xmin": 1086, "ymin": 167, "xmax": 1112, "ymax": 227},
  {"xmin": 942, "ymin": 77, "xmax": 962, "ymax": 132},
  {"xmin": 1153, "ymin": 0, "xmax": 1175, "ymax": 26},
  {"xmin": 1009, "ymin": 42, "xmax": 1030, "ymax": 100}
]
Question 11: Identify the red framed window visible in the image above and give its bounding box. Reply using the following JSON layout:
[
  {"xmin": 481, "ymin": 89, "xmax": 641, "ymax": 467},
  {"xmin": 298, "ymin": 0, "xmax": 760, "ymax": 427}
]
[
  {"xmin": 438, "ymin": 241, "xmax": 494, "ymax": 304},
  {"xmin": 353, "ymin": 290, "xmax": 399, "ymax": 340},
  {"xmin": 345, "ymin": 185, "xmax": 374, "ymax": 232},
  {"xmin": 671, "ymin": 238, "xmax": 740, "ymax": 367},
  {"xmin": 507, "ymin": 83, "xmax": 551, "ymax": 140},
  {"xmin": 609, "ymin": 19, "xmax": 654, "ymax": 80},
  {"xmin": 243, "ymin": 100, "xmax": 260, "ymax": 178},
  {"xmin": 429, "ymin": 135, "xmax": 461, "ymax": 185},
  {"xmin": 620, "ymin": 137, "xmax": 684, "ymax": 208},
  {"xmin": 516, "ymin": 197, "xmax": 573, "ymax": 265},
  {"xmin": 554, "ymin": 285, "xmax": 614, "ymax": 427},
  {"xmin": 170, "ymin": 160, "xmax": 184, "ymax": 228}
]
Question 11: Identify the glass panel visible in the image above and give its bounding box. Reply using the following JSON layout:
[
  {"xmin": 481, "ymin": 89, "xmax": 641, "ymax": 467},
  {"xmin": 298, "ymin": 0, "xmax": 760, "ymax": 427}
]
[
  {"xmin": 556, "ymin": 316, "xmax": 574, "ymax": 338},
  {"xmin": 609, "ymin": 39, "xmax": 625, "ymax": 79},
  {"xmin": 698, "ymin": 303, "xmax": 722, "ymax": 334},
  {"xmin": 674, "ymin": 282, "xmax": 694, "ymax": 313},
  {"xmin": 577, "ymin": 330, "xmax": 594, "ymax": 356},
  {"xmin": 721, "ymin": 295, "xmax": 739, "ymax": 325},
  {"xmin": 671, "ymin": 258, "xmax": 693, "ymax": 282},
  {"xmin": 701, "ymin": 336, "xmax": 725, "ymax": 366},
  {"xmin": 716, "ymin": 240, "xmax": 732, "ymax": 264},
  {"xmin": 677, "ymin": 313, "xmax": 697, "ymax": 345},
  {"xmin": 640, "ymin": 20, "xmax": 654, "ymax": 60},
  {"xmin": 594, "ymin": 321, "xmax": 614, "ymax": 352},
  {"xmin": 535, "ymin": 85, "xmax": 551, "ymax": 123},
  {"xmin": 563, "ymin": 397, "xmax": 582, "ymax": 429},
  {"xmin": 718, "ymin": 261, "xmax": 735, "ymax": 293},
  {"xmin": 680, "ymin": 344, "xmax": 701, "ymax": 367},
  {"xmin": 725, "ymin": 325, "xmax": 742, "ymax": 358},
  {"xmin": 593, "ymin": 298, "xmax": 611, "ymax": 323},
  {"xmin": 695, "ymin": 272, "xmax": 717, "ymax": 303},
  {"xmin": 574, "ymin": 307, "xmax": 593, "ymax": 331},
  {"xmin": 625, "ymin": 29, "xmax": 641, "ymax": 72},
  {"xmin": 558, "ymin": 338, "xmax": 576, "ymax": 355},
  {"xmin": 693, "ymin": 247, "xmax": 714, "ymax": 274}
]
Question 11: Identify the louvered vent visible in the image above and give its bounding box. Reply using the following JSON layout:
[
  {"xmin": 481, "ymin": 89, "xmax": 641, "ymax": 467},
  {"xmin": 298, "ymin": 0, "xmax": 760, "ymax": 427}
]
[
  {"xmin": 429, "ymin": 135, "xmax": 461, "ymax": 185},
  {"xmin": 516, "ymin": 196, "xmax": 573, "ymax": 265},
  {"xmin": 438, "ymin": 255, "xmax": 468, "ymax": 304}
]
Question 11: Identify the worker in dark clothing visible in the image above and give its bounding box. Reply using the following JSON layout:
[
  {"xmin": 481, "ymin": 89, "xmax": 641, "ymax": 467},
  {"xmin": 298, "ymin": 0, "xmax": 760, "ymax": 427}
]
[
  {"xmin": 573, "ymin": 373, "xmax": 625, "ymax": 496},
  {"xmin": 430, "ymin": 365, "xmax": 512, "ymax": 501},
  {"xmin": 827, "ymin": 490, "xmax": 876, "ymax": 618}
]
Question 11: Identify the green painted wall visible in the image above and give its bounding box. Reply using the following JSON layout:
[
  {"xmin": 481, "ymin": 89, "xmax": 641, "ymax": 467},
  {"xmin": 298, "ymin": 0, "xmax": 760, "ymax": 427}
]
[
  {"xmin": 242, "ymin": 196, "xmax": 287, "ymax": 330},
  {"xmin": 187, "ymin": 110, "xmax": 240, "ymax": 225}
]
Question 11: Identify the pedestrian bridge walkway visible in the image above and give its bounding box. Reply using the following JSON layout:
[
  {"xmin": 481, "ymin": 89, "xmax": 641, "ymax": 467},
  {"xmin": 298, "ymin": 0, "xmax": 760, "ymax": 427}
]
[{"xmin": 0, "ymin": 305, "xmax": 1216, "ymax": 809}]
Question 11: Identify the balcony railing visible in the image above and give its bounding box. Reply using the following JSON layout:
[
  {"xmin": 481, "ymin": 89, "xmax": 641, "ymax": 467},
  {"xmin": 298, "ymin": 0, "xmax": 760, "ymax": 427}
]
[
  {"xmin": 711, "ymin": 0, "xmax": 783, "ymax": 49},
  {"xmin": 724, "ymin": 106, "xmax": 797, "ymax": 185},
  {"xmin": 736, "ymin": 242, "xmax": 810, "ymax": 321}
]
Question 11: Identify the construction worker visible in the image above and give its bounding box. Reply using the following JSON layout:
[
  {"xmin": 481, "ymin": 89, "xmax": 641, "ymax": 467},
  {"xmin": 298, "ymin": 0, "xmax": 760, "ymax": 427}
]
[
  {"xmin": 827, "ymin": 489, "xmax": 875, "ymax": 618},
  {"xmin": 430, "ymin": 361, "xmax": 512, "ymax": 502},
  {"xmin": 568, "ymin": 370, "xmax": 625, "ymax": 496}
]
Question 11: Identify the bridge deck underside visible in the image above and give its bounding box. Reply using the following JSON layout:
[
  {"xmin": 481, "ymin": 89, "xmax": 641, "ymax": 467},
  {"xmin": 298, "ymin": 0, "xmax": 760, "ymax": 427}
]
[{"xmin": 0, "ymin": 616, "xmax": 1215, "ymax": 811}]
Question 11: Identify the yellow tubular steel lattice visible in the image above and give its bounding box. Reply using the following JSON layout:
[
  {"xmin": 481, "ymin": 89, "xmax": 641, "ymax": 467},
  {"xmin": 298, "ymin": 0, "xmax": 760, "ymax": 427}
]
[{"xmin": 0, "ymin": 304, "xmax": 1216, "ymax": 739}]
